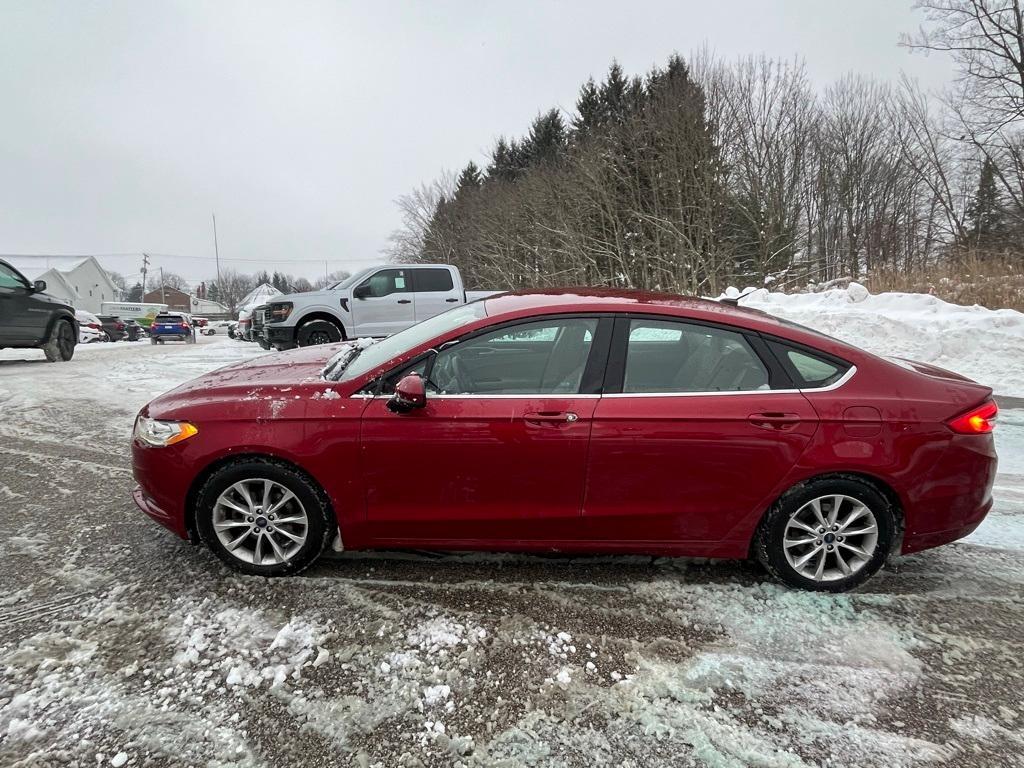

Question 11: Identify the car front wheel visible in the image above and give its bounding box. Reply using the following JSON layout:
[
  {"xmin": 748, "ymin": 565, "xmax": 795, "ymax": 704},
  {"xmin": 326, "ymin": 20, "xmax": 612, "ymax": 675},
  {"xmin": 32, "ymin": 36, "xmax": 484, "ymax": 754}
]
[
  {"xmin": 43, "ymin": 319, "xmax": 76, "ymax": 362},
  {"xmin": 195, "ymin": 459, "xmax": 334, "ymax": 577},
  {"xmin": 754, "ymin": 477, "xmax": 896, "ymax": 592},
  {"xmin": 297, "ymin": 320, "xmax": 343, "ymax": 347}
]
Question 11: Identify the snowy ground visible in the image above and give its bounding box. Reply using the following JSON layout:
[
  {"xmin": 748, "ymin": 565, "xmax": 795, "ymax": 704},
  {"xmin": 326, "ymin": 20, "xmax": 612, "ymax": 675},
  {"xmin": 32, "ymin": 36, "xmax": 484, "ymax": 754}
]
[{"xmin": 1, "ymin": 292, "xmax": 1023, "ymax": 767}]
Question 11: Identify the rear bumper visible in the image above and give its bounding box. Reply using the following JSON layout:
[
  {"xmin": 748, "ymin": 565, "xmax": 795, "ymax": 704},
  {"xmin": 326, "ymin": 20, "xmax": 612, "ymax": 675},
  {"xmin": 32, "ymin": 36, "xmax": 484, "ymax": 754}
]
[{"xmin": 901, "ymin": 434, "xmax": 997, "ymax": 554}]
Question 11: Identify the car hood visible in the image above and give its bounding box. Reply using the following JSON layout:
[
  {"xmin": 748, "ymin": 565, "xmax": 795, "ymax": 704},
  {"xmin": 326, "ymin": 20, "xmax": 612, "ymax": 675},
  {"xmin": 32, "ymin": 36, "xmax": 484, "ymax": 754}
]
[
  {"xmin": 276, "ymin": 289, "xmax": 336, "ymax": 302},
  {"xmin": 145, "ymin": 343, "xmax": 350, "ymax": 418}
]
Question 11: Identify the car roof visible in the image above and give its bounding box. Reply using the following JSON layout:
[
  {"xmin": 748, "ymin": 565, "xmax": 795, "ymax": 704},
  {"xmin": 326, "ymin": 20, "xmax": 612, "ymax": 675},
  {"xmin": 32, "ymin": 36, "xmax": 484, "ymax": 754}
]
[
  {"xmin": 480, "ymin": 288, "xmax": 864, "ymax": 360},
  {"xmin": 483, "ymin": 288, "xmax": 778, "ymax": 327}
]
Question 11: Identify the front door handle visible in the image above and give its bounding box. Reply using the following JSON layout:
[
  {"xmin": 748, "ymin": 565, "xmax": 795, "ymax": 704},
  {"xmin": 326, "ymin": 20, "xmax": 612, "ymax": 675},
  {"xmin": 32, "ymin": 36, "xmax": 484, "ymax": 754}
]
[
  {"xmin": 748, "ymin": 412, "xmax": 801, "ymax": 430},
  {"xmin": 524, "ymin": 411, "xmax": 579, "ymax": 425},
  {"xmin": 397, "ymin": 299, "xmax": 412, "ymax": 305},
  {"xmin": 445, "ymin": 298, "xmax": 459, "ymax": 303}
]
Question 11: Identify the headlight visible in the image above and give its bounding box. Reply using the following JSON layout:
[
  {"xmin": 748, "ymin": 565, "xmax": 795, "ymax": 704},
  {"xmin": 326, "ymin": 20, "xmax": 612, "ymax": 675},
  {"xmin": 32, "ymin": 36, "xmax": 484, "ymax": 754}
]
[
  {"xmin": 134, "ymin": 416, "xmax": 199, "ymax": 447},
  {"xmin": 269, "ymin": 302, "xmax": 293, "ymax": 321}
]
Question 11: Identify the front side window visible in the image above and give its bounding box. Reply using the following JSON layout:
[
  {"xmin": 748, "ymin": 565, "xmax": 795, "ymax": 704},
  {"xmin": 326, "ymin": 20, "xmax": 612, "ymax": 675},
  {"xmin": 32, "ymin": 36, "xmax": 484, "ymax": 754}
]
[
  {"xmin": 623, "ymin": 319, "xmax": 769, "ymax": 393},
  {"xmin": 0, "ymin": 263, "xmax": 28, "ymax": 290},
  {"xmin": 413, "ymin": 268, "xmax": 454, "ymax": 293},
  {"xmin": 428, "ymin": 318, "xmax": 598, "ymax": 395},
  {"xmin": 358, "ymin": 269, "xmax": 410, "ymax": 298}
]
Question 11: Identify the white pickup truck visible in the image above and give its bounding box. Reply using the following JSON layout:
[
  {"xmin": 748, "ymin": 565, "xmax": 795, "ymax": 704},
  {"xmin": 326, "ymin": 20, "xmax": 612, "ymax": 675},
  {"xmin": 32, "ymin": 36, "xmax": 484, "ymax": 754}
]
[{"xmin": 259, "ymin": 264, "xmax": 497, "ymax": 350}]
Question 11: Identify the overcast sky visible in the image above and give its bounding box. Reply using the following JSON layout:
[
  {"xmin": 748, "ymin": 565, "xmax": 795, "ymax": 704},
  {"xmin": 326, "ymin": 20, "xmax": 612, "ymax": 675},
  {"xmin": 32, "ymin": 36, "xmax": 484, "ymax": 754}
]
[{"xmin": 0, "ymin": 1, "xmax": 954, "ymax": 286}]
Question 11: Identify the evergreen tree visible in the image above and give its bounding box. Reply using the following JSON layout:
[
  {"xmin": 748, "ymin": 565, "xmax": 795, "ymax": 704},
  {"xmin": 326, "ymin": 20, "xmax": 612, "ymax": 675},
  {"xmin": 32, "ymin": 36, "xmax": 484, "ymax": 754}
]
[
  {"xmin": 572, "ymin": 77, "xmax": 605, "ymax": 139},
  {"xmin": 525, "ymin": 109, "xmax": 567, "ymax": 166},
  {"xmin": 208, "ymin": 282, "xmax": 220, "ymax": 303},
  {"xmin": 599, "ymin": 61, "xmax": 630, "ymax": 124},
  {"xmin": 254, "ymin": 270, "xmax": 272, "ymax": 287},
  {"xmin": 966, "ymin": 157, "xmax": 1004, "ymax": 250},
  {"xmin": 455, "ymin": 161, "xmax": 483, "ymax": 198},
  {"xmin": 127, "ymin": 282, "xmax": 143, "ymax": 302}
]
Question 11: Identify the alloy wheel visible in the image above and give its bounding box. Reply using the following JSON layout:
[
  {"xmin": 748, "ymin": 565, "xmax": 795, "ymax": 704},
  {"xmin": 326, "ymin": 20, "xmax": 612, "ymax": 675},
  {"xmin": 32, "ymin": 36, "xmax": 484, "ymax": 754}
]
[
  {"xmin": 308, "ymin": 331, "xmax": 331, "ymax": 345},
  {"xmin": 783, "ymin": 494, "xmax": 879, "ymax": 582},
  {"xmin": 212, "ymin": 478, "xmax": 309, "ymax": 565}
]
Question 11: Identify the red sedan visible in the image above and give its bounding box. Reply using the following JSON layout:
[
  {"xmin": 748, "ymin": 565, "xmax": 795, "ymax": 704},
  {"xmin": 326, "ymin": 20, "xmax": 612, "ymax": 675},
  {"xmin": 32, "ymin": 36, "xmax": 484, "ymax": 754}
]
[{"xmin": 131, "ymin": 290, "xmax": 998, "ymax": 591}]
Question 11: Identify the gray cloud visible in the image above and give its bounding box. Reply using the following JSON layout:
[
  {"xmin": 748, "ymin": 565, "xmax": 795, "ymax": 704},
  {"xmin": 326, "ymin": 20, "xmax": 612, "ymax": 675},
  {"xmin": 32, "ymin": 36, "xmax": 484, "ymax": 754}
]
[{"xmin": 0, "ymin": 0, "xmax": 954, "ymax": 285}]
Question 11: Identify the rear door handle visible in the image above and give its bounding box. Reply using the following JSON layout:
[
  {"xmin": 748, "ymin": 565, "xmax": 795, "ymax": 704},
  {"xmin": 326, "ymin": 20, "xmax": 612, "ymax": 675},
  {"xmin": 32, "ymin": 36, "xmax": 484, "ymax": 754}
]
[
  {"xmin": 397, "ymin": 299, "xmax": 412, "ymax": 304},
  {"xmin": 445, "ymin": 298, "xmax": 459, "ymax": 303},
  {"xmin": 748, "ymin": 412, "xmax": 801, "ymax": 430},
  {"xmin": 524, "ymin": 411, "xmax": 579, "ymax": 425}
]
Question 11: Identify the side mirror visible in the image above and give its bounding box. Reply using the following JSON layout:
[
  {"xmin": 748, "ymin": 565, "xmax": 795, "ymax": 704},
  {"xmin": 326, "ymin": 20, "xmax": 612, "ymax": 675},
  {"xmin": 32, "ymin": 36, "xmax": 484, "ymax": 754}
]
[
  {"xmin": 387, "ymin": 373, "xmax": 427, "ymax": 413},
  {"xmin": 33, "ymin": 280, "xmax": 46, "ymax": 293},
  {"xmin": 353, "ymin": 284, "xmax": 371, "ymax": 300}
]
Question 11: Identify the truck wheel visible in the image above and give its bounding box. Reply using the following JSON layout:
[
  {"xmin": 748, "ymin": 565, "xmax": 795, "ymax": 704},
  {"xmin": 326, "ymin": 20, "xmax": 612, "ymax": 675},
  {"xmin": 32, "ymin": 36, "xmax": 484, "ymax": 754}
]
[
  {"xmin": 43, "ymin": 319, "xmax": 76, "ymax": 362},
  {"xmin": 256, "ymin": 336, "xmax": 271, "ymax": 350},
  {"xmin": 297, "ymin": 320, "xmax": 342, "ymax": 347}
]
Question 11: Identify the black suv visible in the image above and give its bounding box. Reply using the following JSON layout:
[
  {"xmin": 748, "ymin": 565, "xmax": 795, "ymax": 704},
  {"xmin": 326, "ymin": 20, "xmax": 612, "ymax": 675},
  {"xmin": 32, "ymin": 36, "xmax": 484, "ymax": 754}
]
[{"xmin": 0, "ymin": 259, "xmax": 78, "ymax": 362}]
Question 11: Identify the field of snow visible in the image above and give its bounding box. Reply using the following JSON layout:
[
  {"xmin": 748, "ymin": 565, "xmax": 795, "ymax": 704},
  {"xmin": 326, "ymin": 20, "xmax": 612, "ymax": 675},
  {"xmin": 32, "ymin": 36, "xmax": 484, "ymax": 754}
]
[
  {"xmin": 0, "ymin": 290, "xmax": 1022, "ymax": 767},
  {"xmin": 731, "ymin": 282, "xmax": 1024, "ymax": 398}
]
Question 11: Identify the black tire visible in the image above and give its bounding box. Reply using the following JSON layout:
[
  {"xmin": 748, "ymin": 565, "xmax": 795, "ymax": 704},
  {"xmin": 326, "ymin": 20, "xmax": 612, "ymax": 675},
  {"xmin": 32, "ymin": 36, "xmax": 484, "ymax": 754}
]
[
  {"xmin": 256, "ymin": 336, "xmax": 271, "ymax": 350},
  {"xmin": 150, "ymin": 335, "xmax": 157, "ymax": 344},
  {"xmin": 297, "ymin": 320, "xmax": 342, "ymax": 347},
  {"xmin": 753, "ymin": 476, "xmax": 897, "ymax": 593},
  {"xmin": 43, "ymin": 319, "xmax": 76, "ymax": 362},
  {"xmin": 195, "ymin": 458, "xmax": 335, "ymax": 577}
]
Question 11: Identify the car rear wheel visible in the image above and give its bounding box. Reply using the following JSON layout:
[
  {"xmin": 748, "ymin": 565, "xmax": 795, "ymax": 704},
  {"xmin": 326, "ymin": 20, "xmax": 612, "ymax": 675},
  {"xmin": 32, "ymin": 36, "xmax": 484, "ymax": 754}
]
[
  {"xmin": 43, "ymin": 319, "xmax": 76, "ymax": 362},
  {"xmin": 195, "ymin": 459, "xmax": 334, "ymax": 577},
  {"xmin": 754, "ymin": 477, "xmax": 896, "ymax": 592},
  {"xmin": 297, "ymin": 320, "xmax": 343, "ymax": 347}
]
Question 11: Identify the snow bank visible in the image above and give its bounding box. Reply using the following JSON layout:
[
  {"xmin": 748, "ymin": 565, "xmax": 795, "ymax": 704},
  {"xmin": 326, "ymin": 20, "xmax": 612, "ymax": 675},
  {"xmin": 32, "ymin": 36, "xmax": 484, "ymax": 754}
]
[{"xmin": 727, "ymin": 283, "xmax": 1024, "ymax": 397}]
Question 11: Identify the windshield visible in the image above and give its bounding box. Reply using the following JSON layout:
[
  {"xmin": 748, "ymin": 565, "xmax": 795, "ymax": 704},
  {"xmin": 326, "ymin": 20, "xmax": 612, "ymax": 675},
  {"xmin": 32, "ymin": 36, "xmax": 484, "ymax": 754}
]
[
  {"xmin": 329, "ymin": 267, "xmax": 375, "ymax": 291},
  {"xmin": 328, "ymin": 301, "xmax": 488, "ymax": 382}
]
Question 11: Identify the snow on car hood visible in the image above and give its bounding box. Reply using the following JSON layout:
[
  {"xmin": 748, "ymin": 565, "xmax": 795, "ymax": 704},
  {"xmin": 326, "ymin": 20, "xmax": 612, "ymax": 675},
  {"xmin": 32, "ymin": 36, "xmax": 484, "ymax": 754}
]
[{"xmin": 144, "ymin": 343, "xmax": 345, "ymax": 418}]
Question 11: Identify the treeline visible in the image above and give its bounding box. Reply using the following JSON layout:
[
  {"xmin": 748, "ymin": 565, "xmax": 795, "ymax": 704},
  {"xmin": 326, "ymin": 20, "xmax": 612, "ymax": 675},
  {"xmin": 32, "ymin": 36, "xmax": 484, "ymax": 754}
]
[
  {"xmin": 124, "ymin": 268, "xmax": 351, "ymax": 312},
  {"xmin": 391, "ymin": 1, "xmax": 1024, "ymax": 297}
]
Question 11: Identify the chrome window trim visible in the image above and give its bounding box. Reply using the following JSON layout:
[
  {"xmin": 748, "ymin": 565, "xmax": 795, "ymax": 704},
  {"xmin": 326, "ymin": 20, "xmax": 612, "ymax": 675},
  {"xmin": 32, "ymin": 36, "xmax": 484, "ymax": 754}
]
[
  {"xmin": 602, "ymin": 364, "xmax": 857, "ymax": 398},
  {"xmin": 350, "ymin": 364, "xmax": 857, "ymax": 399}
]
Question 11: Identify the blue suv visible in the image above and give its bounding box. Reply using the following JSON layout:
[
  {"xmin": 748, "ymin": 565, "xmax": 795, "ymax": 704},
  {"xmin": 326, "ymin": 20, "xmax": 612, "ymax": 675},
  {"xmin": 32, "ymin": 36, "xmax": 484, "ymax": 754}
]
[{"xmin": 150, "ymin": 312, "xmax": 196, "ymax": 345}]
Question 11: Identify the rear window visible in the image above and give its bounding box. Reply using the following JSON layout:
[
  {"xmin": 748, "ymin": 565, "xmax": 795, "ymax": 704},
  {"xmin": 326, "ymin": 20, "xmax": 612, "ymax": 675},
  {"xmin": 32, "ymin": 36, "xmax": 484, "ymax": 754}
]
[
  {"xmin": 413, "ymin": 268, "xmax": 454, "ymax": 292},
  {"xmin": 767, "ymin": 340, "xmax": 850, "ymax": 388},
  {"xmin": 155, "ymin": 314, "xmax": 184, "ymax": 323}
]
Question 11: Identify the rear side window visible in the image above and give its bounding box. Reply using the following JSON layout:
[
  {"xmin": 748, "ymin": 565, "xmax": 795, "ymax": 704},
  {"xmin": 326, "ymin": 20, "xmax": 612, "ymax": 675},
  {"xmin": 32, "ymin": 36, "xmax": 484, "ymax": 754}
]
[
  {"xmin": 623, "ymin": 319, "xmax": 769, "ymax": 393},
  {"xmin": 413, "ymin": 268, "xmax": 454, "ymax": 292},
  {"xmin": 767, "ymin": 340, "xmax": 850, "ymax": 388}
]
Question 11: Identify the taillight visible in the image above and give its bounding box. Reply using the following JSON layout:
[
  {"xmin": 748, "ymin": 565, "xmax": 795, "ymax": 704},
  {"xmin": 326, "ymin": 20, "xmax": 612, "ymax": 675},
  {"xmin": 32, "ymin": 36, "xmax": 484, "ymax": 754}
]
[
  {"xmin": 116, "ymin": 322, "xmax": 125, "ymax": 330},
  {"xmin": 948, "ymin": 400, "xmax": 998, "ymax": 434},
  {"xmin": 180, "ymin": 323, "xmax": 189, "ymax": 330}
]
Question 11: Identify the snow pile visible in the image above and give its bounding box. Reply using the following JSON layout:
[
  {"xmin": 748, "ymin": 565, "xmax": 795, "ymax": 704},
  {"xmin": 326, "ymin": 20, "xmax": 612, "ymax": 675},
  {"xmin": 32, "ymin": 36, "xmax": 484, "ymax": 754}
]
[
  {"xmin": 168, "ymin": 599, "xmax": 332, "ymax": 690},
  {"xmin": 727, "ymin": 283, "xmax": 1024, "ymax": 396}
]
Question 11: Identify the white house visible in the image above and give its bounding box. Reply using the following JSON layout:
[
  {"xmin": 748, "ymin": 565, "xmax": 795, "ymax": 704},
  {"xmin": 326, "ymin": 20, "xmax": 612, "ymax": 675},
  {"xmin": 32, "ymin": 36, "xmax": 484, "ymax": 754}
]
[{"xmin": 3, "ymin": 255, "xmax": 120, "ymax": 314}]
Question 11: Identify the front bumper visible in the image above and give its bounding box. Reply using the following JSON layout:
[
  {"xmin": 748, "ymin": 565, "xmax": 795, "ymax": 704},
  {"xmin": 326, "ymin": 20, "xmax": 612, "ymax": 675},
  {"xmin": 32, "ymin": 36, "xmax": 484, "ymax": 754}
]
[
  {"xmin": 265, "ymin": 325, "xmax": 293, "ymax": 345},
  {"xmin": 132, "ymin": 485, "xmax": 189, "ymax": 539}
]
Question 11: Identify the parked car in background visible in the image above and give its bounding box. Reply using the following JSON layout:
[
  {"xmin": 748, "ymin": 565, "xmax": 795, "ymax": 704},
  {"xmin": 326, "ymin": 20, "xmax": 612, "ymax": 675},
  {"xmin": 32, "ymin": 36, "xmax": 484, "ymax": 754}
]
[
  {"xmin": 97, "ymin": 314, "xmax": 127, "ymax": 341},
  {"xmin": 202, "ymin": 320, "xmax": 234, "ymax": 336},
  {"xmin": 250, "ymin": 303, "xmax": 271, "ymax": 349},
  {"xmin": 75, "ymin": 310, "xmax": 105, "ymax": 343},
  {"xmin": 260, "ymin": 264, "xmax": 496, "ymax": 350},
  {"xmin": 192, "ymin": 316, "xmax": 209, "ymax": 328},
  {"xmin": 0, "ymin": 258, "xmax": 77, "ymax": 361},
  {"xmin": 149, "ymin": 312, "xmax": 196, "ymax": 344},
  {"xmin": 131, "ymin": 289, "xmax": 997, "ymax": 591},
  {"xmin": 235, "ymin": 310, "xmax": 254, "ymax": 342}
]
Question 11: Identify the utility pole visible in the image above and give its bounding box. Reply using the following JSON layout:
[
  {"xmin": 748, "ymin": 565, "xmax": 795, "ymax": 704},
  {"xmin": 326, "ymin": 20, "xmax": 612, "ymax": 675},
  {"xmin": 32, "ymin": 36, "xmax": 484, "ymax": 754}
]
[
  {"xmin": 160, "ymin": 268, "xmax": 165, "ymax": 305},
  {"xmin": 212, "ymin": 213, "xmax": 221, "ymax": 286},
  {"xmin": 141, "ymin": 253, "xmax": 150, "ymax": 296},
  {"xmin": 325, "ymin": 261, "xmax": 328, "ymax": 286}
]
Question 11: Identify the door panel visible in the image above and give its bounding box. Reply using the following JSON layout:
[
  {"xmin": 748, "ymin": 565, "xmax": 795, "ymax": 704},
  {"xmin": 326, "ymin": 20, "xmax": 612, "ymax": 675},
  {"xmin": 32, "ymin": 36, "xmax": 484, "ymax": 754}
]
[
  {"xmin": 359, "ymin": 396, "xmax": 598, "ymax": 543},
  {"xmin": 583, "ymin": 393, "xmax": 817, "ymax": 544},
  {"xmin": 351, "ymin": 268, "xmax": 415, "ymax": 336},
  {"xmin": 411, "ymin": 267, "xmax": 461, "ymax": 322},
  {"xmin": 0, "ymin": 264, "xmax": 47, "ymax": 345}
]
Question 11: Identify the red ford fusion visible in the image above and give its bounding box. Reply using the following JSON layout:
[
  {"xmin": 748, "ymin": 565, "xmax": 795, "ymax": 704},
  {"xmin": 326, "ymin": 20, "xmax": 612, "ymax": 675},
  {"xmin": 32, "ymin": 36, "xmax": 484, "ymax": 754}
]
[{"xmin": 131, "ymin": 290, "xmax": 998, "ymax": 591}]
